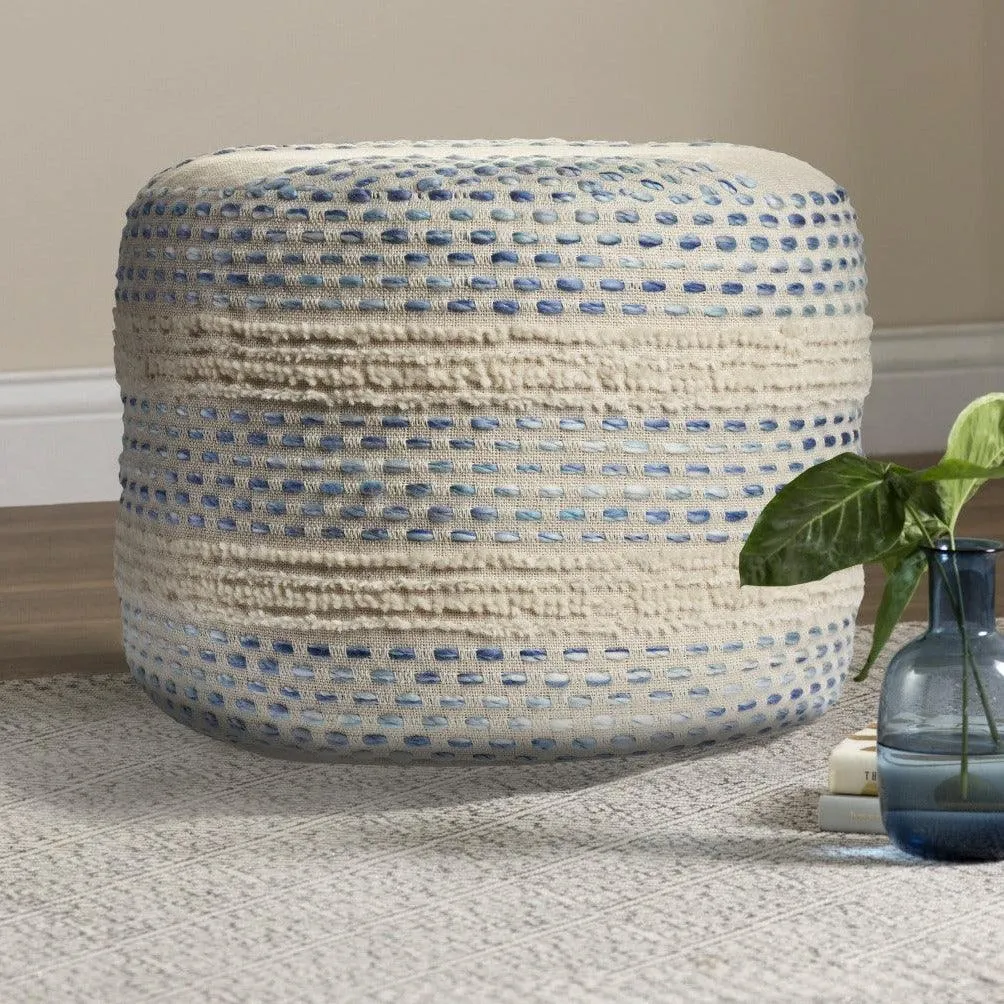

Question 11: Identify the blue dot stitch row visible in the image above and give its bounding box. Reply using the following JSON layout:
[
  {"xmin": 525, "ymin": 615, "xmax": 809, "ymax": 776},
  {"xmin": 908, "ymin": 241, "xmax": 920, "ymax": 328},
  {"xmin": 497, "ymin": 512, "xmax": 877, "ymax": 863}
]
[
  {"xmin": 121, "ymin": 435, "xmax": 858, "ymax": 461},
  {"xmin": 119, "ymin": 273, "xmax": 864, "ymax": 301},
  {"xmin": 118, "ymin": 481, "xmax": 786, "ymax": 503},
  {"xmin": 125, "ymin": 656, "xmax": 844, "ymax": 757},
  {"xmin": 128, "ymin": 197, "xmax": 851, "ymax": 221},
  {"xmin": 121, "ymin": 600, "xmax": 849, "ymax": 657},
  {"xmin": 126, "ymin": 217, "xmax": 858, "ymax": 248},
  {"xmin": 122, "ymin": 424, "xmax": 859, "ymax": 454},
  {"xmin": 125, "ymin": 629, "xmax": 849, "ymax": 676},
  {"xmin": 120, "ymin": 494, "xmax": 764, "ymax": 526},
  {"xmin": 119, "ymin": 502, "xmax": 758, "ymax": 544},
  {"xmin": 116, "ymin": 288, "xmax": 867, "ymax": 319},
  {"xmin": 119, "ymin": 458, "xmax": 838, "ymax": 481},
  {"xmin": 121, "ymin": 608, "xmax": 851, "ymax": 659},
  {"xmin": 120, "ymin": 249, "xmax": 864, "ymax": 278},
  {"xmin": 119, "ymin": 267, "xmax": 864, "ymax": 291},
  {"xmin": 137, "ymin": 685, "xmax": 836, "ymax": 760},
  {"xmin": 121, "ymin": 397, "xmax": 861, "ymax": 431},
  {"xmin": 122, "ymin": 219, "xmax": 861, "ymax": 245},
  {"xmin": 122, "ymin": 613, "xmax": 849, "ymax": 709},
  {"xmin": 119, "ymin": 439, "xmax": 859, "ymax": 486},
  {"xmin": 131, "ymin": 666, "xmax": 835, "ymax": 720}
]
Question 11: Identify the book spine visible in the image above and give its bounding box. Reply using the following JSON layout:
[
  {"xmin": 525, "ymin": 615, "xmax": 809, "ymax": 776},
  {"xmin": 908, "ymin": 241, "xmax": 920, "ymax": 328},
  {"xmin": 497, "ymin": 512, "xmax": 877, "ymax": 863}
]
[
  {"xmin": 828, "ymin": 748, "xmax": 879, "ymax": 796},
  {"xmin": 818, "ymin": 794, "xmax": 886, "ymax": 835}
]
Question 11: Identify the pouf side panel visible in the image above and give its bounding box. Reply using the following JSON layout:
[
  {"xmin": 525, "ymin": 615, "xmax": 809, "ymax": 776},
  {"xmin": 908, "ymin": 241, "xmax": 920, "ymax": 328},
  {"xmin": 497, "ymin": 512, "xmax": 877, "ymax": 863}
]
[
  {"xmin": 118, "ymin": 589, "xmax": 861, "ymax": 764},
  {"xmin": 113, "ymin": 138, "xmax": 872, "ymax": 762}
]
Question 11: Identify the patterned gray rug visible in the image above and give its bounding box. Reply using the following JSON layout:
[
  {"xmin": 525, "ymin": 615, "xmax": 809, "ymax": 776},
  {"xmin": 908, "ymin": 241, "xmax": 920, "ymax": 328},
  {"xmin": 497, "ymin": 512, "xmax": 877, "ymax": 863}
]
[{"xmin": 2, "ymin": 620, "xmax": 1003, "ymax": 1003}]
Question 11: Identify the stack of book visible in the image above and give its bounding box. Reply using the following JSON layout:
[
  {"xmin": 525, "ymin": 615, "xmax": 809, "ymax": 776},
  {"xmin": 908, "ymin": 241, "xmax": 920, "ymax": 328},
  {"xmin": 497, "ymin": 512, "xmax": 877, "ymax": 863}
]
[{"xmin": 817, "ymin": 723, "xmax": 886, "ymax": 835}]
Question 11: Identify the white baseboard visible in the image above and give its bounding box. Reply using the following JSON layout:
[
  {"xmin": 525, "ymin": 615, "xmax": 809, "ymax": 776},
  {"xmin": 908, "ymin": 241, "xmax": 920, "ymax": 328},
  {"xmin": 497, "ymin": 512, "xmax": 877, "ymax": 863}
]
[
  {"xmin": 0, "ymin": 321, "xmax": 1001, "ymax": 506},
  {"xmin": 0, "ymin": 369, "xmax": 121, "ymax": 507},
  {"xmin": 865, "ymin": 322, "xmax": 1004, "ymax": 455}
]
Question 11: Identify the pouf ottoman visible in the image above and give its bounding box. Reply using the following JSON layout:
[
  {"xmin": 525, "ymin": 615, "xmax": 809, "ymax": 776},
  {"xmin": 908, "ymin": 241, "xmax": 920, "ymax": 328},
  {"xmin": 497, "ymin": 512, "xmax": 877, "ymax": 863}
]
[{"xmin": 112, "ymin": 138, "xmax": 872, "ymax": 763}]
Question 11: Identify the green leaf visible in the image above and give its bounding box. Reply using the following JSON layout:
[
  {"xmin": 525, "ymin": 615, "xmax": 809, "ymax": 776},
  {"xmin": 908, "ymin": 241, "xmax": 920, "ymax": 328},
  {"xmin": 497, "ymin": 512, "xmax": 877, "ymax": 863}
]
[
  {"xmin": 938, "ymin": 392, "xmax": 1004, "ymax": 531},
  {"xmin": 911, "ymin": 458, "xmax": 1004, "ymax": 483},
  {"xmin": 888, "ymin": 469, "xmax": 947, "ymax": 525},
  {"xmin": 739, "ymin": 453, "xmax": 907, "ymax": 587},
  {"xmin": 853, "ymin": 548, "xmax": 927, "ymax": 682},
  {"xmin": 873, "ymin": 491, "xmax": 944, "ymax": 569},
  {"xmin": 876, "ymin": 537, "xmax": 922, "ymax": 575}
]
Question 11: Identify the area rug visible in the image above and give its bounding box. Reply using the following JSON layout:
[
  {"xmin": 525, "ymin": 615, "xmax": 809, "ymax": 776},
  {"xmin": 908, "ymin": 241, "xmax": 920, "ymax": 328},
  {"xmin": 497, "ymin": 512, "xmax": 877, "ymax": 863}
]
[{"xmin": 2, "ymin": 620, "xmax": 1002, "ymax": 1004}]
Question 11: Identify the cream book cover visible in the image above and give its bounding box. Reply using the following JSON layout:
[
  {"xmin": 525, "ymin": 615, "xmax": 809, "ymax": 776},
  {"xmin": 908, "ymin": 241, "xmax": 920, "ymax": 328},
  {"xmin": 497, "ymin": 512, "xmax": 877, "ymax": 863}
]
[{"xmin": 827, "ymin": 723, "xmax": 879, "ymax": 795}]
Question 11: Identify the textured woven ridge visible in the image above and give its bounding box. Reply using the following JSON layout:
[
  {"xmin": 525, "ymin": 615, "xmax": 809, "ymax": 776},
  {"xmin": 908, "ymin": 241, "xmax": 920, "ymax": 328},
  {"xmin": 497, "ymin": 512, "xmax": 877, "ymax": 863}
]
[
  {"xmin": 114, "ymin": 313, "xmax": 871, "ymax": 412},
  {"xmin": 115, "ymin": 520, "xmax": 861, "ymax": 635},
  {"xmin": 112, "ymin": 139, "xmax": 872, "ymax": 762}
]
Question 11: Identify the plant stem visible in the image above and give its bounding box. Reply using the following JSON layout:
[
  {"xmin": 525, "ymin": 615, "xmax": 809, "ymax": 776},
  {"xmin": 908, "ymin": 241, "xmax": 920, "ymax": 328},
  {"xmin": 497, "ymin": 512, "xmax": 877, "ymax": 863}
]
[
  {"xmin": 939, "ymin": 536, "xmax": 1000, "ymax": 731},
  {"xmin": 948, "ymin": 538, "xmax": 1000, "ymax": 749},
  {"xmin": 952, "ymin": 546, "xmax": 972, "ymax": 798},
  {"xmin": 948, "ymin": 533, "xmax": 971, "ymax": 799},
  {"xmin": 903, "ymin": 505, "xmax": 1001, "ymax": 798}
]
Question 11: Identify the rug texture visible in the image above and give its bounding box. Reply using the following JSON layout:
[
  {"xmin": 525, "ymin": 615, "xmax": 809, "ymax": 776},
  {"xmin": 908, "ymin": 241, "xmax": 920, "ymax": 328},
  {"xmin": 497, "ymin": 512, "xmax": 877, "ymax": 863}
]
[{"xmin": 2, "ymin": 620, "xmax": 1003, "ymax": 1004}]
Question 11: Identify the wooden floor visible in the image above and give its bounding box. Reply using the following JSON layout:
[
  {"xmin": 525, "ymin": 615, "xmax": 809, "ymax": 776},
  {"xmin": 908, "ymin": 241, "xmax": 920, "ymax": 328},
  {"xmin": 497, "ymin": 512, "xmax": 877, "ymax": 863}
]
[{"xmin": 1, "ymin": 454, "xmax": 1002, "ymax": 682}]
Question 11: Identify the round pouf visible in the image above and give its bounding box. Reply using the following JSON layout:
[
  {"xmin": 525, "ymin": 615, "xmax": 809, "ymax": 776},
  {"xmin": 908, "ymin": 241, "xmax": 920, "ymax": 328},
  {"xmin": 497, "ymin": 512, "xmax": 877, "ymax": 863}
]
[{"xmin": 113, "ymin": 139, "xmax": 872, "ymax": 763}]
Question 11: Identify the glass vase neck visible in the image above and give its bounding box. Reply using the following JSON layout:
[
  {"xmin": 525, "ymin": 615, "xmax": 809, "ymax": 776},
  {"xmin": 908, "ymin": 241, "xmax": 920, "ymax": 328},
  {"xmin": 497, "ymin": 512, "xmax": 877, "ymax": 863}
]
[{"xmin": 925, "ymin": 538, "xmax": 1002, "ymax": 636}]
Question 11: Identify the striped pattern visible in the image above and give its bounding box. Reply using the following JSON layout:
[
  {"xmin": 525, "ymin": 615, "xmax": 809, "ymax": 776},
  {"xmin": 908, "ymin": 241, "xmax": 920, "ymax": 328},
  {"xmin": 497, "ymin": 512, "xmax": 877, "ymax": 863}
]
[{"xmin": 112, "ymin": 139, "xmax": 872, "ymax": 762}]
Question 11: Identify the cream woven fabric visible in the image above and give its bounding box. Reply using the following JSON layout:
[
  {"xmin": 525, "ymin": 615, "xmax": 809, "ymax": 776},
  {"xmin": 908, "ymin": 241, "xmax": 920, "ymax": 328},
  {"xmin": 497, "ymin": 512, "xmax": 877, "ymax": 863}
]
[
  {"xmin": 3, "ymin": 623, "xmax": 1002, "ymax": 1003},
  {"xmin": 112, "ymin": 139, "xmax": 872, "ymax": 762}
]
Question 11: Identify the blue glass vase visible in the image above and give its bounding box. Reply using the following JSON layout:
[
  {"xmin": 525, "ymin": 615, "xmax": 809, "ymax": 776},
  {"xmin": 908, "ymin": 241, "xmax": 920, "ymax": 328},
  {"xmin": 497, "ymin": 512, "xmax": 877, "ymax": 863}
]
[{"xmin": 877, "ymin": 537, "xmax": 1004, "ymax": 861}]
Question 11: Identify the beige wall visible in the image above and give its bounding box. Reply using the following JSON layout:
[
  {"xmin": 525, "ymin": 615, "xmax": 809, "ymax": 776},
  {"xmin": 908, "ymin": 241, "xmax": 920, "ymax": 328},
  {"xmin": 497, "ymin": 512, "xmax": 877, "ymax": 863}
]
[{"xmin": 1, "ymin": 0, "xmax": 1000, "ymax": 372}]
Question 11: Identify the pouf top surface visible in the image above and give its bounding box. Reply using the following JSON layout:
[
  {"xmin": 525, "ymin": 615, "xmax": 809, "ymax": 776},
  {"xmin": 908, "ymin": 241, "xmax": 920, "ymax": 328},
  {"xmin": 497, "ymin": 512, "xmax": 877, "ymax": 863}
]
[
  {"xmin": 122, "ymin": 138, "xmax": 864, "ymax": 326},
  {"xmin": 143, "ymin": 137, "xmax": 842, "ymax": 200}
]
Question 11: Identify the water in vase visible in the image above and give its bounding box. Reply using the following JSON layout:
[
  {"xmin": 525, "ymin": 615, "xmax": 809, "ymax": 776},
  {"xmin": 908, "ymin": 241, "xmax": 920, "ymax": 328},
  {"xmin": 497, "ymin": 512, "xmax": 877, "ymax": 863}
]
[{"xmin": 878, "ymin": 732, "xmax": 1004, "ymax": 862}]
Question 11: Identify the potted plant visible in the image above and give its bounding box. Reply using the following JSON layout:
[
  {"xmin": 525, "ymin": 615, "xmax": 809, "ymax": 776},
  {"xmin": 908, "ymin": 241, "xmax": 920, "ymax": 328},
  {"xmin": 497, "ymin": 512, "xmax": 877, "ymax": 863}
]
[{"xmin": 739, "ymin": 393, "xmax": 1004, "ymax": 861}]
